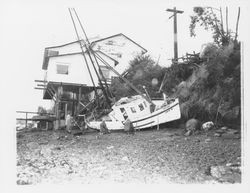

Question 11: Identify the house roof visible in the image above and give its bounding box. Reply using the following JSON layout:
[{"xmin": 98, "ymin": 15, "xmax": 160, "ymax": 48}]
[
  {"xmin": 45, "ymin": 40, "xmax": 81, "ymax": 49},
  {"xmin": 42, "ymin": 33, "xmax": 147, "ymax": 70},
  {"xmin": 42, "ymin": 50, "xmax": 118, "ymax": 70},
  {"xmin": 90, "ymin": 33, "xmax": 147, "ymax": 54}
]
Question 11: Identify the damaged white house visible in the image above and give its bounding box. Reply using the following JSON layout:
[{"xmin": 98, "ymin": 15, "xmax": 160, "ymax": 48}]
[{"xmin": 35, "ymin": 33, "xmax": 147, "ymax": 129}]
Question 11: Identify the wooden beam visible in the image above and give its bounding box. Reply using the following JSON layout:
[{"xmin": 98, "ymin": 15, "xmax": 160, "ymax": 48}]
[
  {"xmin": 16, "ymin": 111, "xmax": 54, "ymax": 115},
  {"xmin": 35, "ymin": 80, "xmax": 48, "ymax": 83},
  {"xmin": 34, "ymin": 87, "xmax": 45, "ymax": 90},
  {"xmin": 166, "ymin": 8, "xmax": 184, "ymax": 13},
  {"xmin": 37, "ymin": 84, "xmax": 47, "ymax": 87}
]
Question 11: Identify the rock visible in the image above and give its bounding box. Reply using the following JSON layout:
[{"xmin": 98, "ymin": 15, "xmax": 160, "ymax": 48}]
[
  {"xmin": 210, "ymin": 165, "xmax": 232, "ymax": 179},
  {"xmin": 210, "ymin": 164, "xmax": 241, "ymax": 183},
  {"xmin": 204, "ymin": 166, "xmax": 211, "ymax": 175},
  {"xmin": 40, "ymin": 146, "xmax": 53, "ymax": 157},
  {"xmin": 185, "ymin": 118, "xmax": 201, "ymax": 132},
  {"xmin": 17, "ymin": 176, "xmax": 31, "ymax": 185},
  {"xmin": 121, "ymin": 156, "xmax": 129, "ymax": 162},
  {"xmin": 38, "ymin": 140, "xmax": 49, "ymax": 145},
  {"xmin": 223, "ymin": 77, "xmax": 234, "ymax": 85},
  {"xmin": 51, "ymin": 132, "xmax": 60, "ymax": 140},
  {"xmin": 226, "ymin": 162, "xmax": 240, "ymax": 167},
  {"xmin": 226, "ymin": 129, "xmax": 239, "ymax": 135},
  {"xmin": 205, "ymin": 138, "xmax": 212, "ymax": 142},
  {"xmin": 214, "ymin": 133, "xmax": 222, "ymax": 137},
  {"xmin": 107, "ymin": 146, "xmax": 114, "ymax": 149},
  {"xmin": 184, "ymin": 130, "xmax": 192, "ymax": 136},
  {"xmin": 26, "ymin": 142, "xmax": 39, "ymax": 150},
  {"xmin": 202, "ymin": 121, "xmax": 214, "ymax": 131},
  {"xmin": 220, "ymin": 126, "xmax": 228, "ymax": 131}
]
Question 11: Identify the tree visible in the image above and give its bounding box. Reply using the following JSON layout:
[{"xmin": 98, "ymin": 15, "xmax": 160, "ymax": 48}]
[
  {"xmin": 189, "ymin": 7, "xmax": 240, "ymax": 46},
  {"xmin": 110, "ymin": 54, "xmax": 165, "ymax": 100}
]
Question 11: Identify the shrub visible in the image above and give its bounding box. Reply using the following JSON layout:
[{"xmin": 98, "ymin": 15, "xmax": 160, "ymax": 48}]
[{"xmin": 110, "ymin": 54, "xmax": 164, "ymax": 100}]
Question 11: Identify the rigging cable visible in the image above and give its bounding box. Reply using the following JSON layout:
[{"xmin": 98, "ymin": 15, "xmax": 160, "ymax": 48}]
[{"xmin": 68, "ymin": 8, "xmax": 100, "ymax": 106}]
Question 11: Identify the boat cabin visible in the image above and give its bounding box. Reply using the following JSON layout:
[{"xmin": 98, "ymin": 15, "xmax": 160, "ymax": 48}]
[{"xmin": 109, "ymin": 95, "xmax": 151, "ymax": 122}]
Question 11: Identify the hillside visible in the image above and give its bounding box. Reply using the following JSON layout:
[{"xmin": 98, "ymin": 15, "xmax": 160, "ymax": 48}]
[{"xmin": 169, "ymin": 41, "xmax": 241, "ymax": 127}]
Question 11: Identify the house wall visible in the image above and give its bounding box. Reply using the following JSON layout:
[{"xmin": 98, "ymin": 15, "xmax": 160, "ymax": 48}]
[
  {"xmin": 46, "ymin": 54, "xmax": 98, "ymax": 86},
  {"xmin": 46, "ymin": 52, "xmax": 117, "ymax": 86}
]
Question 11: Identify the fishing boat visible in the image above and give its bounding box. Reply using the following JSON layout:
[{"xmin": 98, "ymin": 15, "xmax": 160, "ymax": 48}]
[{"xmin": 86, "ymin": 94, "xmax": 181, "ymax": 130}]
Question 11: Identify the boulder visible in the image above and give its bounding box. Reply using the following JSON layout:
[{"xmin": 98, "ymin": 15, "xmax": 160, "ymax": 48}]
[
  {"xmin": 210, "ymin": 165, "xmax": 232, "ymax": 179},
  {"xmin": 210, "ymin": 164, "xmax": 241, "ymax": 183},
  {"xmin": 185, "ymin": 118, "xmax": 201, "ymax": 132},
  {"xmin": 40, "ymin": 146, "xmax": 53, "ymax": 157},
  {"xmin": 205, "ymin": 138, "xmax": 212, "ymax": 142},
  {"xmin": 26, "ymin": 142, "xmax": 39, "ymax": 150},
  {"xmin": 202, "ymin": 121, "xmax": 215, "ymax": 131},
  {"xmin": 214, "ymin": 133, "xmax": 222, "ymax": 137},
  {"xmin": 184, "ymin": 130, "xmax": 192, "ymax": 136},
  {"xmin": 220, "ymin": 126, "xmax": 228, "ymax": 131}
]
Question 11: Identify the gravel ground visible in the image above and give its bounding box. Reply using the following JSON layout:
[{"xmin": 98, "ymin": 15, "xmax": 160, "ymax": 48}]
[{"xmin": 16, "ymin": 127, "xmax": 241, "ymax": 184}]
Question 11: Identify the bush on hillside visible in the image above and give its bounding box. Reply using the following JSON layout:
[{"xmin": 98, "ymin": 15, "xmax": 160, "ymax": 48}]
[
  {"xmin": 162, "ymin": 62, "xmax": 193, "ymax": 94},
  {"xmin": 110, "ymin": 54, "xmax": 165, "ymax": 100},
  {"xmin": 177, "ymin": 41, "xmax": 241, "ymax": 124}
]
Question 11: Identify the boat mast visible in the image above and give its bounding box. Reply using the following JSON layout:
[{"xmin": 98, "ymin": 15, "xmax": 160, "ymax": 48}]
[
  {"xmin": 72, "ymin": 8, "xmax": 113, "ymax": 100},
  {"xmin": 68, "ymin": 8, "xmax": 111, "ymax": 108}
]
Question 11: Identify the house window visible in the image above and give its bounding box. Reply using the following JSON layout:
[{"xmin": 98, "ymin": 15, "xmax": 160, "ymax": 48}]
[
  {"xmin": 138, "ymin": 104, "xmax": 144, "ymax": 111},
  {"xmin": 57, "ymin": 64, "xmax": 69, "ymax": 75},
  {"xmin": 130, "ymin": 107, "xmax": 136, "ymax": 113}
]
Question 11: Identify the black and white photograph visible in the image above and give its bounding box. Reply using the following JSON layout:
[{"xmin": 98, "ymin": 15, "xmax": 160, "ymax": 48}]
[{"xmin": 0, "ymin": 0, "xmax": 249, "ymax": 191}]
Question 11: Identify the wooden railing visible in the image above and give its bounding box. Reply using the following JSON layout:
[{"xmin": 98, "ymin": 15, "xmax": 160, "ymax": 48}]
[{"xmin": 16, "ymin": 111, "xmax": 54, "ymax": 129}]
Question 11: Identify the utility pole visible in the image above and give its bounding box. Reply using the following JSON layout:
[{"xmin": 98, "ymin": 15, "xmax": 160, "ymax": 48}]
[{"xmin": 166, "ymin": 7, "xmax": 184, "ymax": 63}]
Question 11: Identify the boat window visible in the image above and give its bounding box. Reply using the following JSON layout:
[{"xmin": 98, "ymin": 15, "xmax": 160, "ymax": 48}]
[
  {"xmin": 120, "ymin": 108, "xmax": 128, "ymax": 120},
  {"xmin": 143, "ymin": 101, "xmax": 147, "ymax": 107},
  {"xmin": 138, "ymin": 103, "xmax": 144, "ymax": 111},
  {"xmin": 120, "ymin": 108, "xmax": 125, "ymax": 113},
  {"xmin": 130, "ymin": 107, "xmax": 136, "ymax": 113}
]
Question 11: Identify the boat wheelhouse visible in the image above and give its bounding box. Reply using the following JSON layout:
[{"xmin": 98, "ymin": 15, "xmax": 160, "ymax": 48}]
[{"xmin": 86, "ymin": 95, "xmax": 181, "ymax": 130}]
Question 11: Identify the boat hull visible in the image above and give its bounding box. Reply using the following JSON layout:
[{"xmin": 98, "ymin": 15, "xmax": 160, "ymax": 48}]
[{"xmin": 86, "ymin": 99, "xmax": 181, "ymax": 131}]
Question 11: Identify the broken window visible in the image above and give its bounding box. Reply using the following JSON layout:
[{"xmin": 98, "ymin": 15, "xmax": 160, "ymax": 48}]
[
  {"xmin": 99, "ymin": 66, "xmax": 110, "ymax": 80},
  {"xmin": 57, "ymin": 64, "xmax": 69, "ymax": 75}
]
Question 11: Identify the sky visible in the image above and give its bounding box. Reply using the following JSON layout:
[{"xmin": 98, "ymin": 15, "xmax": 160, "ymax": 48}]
[{"xmin": 0, "ymin": 0, "xmax": 247, "ymax": 113}]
